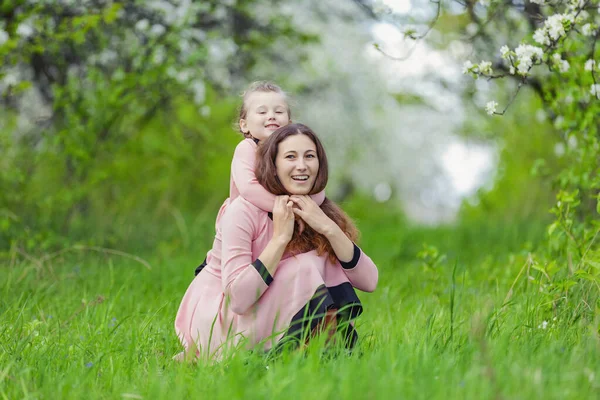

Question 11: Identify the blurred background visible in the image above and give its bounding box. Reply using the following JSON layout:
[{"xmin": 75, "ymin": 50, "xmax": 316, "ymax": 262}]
[{"xmin": 1, "ymin": 0, "xmax": 559, "ymax": 257}]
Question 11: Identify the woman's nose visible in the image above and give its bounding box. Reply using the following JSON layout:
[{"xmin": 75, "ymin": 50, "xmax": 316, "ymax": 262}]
[{"xmin": 295, "ymin": 160, "xmax": 307, "ymax": 171}]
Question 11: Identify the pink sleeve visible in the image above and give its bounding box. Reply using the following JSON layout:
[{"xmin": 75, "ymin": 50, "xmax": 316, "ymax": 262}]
[
  {"xmin": 311, "ymin": 190, "xmax": 326, "ymax": 206},
  {"xmin": 220, "ymin": 201, "xmax": 273, "ymax": 315},
  {"xmin": 231, "ymin": 139, "xmax": 276, "ymax": 212},
  {"xmin": 338, "ymin": 244, "xmax": 378, "ymax": 292}
]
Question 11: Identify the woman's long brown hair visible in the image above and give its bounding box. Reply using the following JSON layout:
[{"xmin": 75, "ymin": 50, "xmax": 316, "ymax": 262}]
[{"xmin": 256, "ymin": 123, "xmax": 359, "ymax": 263}]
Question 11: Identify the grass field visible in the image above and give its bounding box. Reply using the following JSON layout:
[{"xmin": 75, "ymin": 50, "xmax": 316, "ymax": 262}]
[{"xmin": 2, "ymin": 213, "xmax": 599, "ymax": 399}]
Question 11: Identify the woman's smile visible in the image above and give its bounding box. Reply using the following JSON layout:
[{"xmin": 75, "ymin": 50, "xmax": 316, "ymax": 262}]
[{"xmin": 275, "ymin": 134, "xmax": 319, "ymax": 195}]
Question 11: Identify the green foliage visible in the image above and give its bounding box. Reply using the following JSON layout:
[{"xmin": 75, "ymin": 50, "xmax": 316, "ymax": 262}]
[
  {"xmin": 0, "ymin": 0, "xmax": 316, "ymax": 254},
  {"xmin": 455, "ymin": 0, "xmax": 600, "ymax": 322}
]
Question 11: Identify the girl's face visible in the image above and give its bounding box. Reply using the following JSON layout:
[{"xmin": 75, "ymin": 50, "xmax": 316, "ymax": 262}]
[
  {"xmin": 275, "ymin": 134, "xmax": 319, "ymax": 195},
  {"xmin": 239, "ymin": 91, "xmax": 290, "ymax": 141}
]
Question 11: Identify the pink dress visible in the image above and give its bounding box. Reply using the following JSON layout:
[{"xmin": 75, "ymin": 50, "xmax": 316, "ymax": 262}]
[{"xmin": 174, "ymin": 139, "xmax": 378, "ymax": 359}]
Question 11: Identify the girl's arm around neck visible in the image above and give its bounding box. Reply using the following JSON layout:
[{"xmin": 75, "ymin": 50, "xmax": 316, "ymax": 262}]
[{"xmin": 231, "ymin": 139, "xmax": 276, "ymax": 212}]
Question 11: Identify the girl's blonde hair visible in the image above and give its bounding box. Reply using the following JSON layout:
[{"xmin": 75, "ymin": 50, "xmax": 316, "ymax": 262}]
[{"xmin": 238, "ymin": 81, "xmax": 291, "ymax": 138}]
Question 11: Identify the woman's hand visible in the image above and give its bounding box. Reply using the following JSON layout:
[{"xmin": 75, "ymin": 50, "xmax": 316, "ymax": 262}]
[
  {"xmin": 289, "ymin": 195, "xmax": 336, "ymax": 236},
  {"xmin": 272, "ymin": 195, "xmax": 295, "ymax": 244}
]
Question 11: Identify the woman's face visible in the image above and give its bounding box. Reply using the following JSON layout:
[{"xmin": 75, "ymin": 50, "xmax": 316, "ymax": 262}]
[{"xmin": 275, "ymin": 134, "xmax": 319, "ymax": 195}]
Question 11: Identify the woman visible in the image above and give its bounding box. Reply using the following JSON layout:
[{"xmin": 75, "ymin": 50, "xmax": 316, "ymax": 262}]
[{"xmin": 174, "ymin": 124, "xmax": 378, "ymax": 360}]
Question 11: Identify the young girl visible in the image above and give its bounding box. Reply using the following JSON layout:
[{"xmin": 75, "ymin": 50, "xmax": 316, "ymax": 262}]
[{"xmin": 194, "ymin": 81, "xmax": 325, "ymax": 275}]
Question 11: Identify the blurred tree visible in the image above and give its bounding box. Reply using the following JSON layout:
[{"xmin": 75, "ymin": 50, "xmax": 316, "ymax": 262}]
[
  {"xmin": 365, "ymin": 0, "xmax": 600, "ymax": 314},
  {"xmin": 0, "ymin": 0, "xmax": 316, "ymax": 252}
]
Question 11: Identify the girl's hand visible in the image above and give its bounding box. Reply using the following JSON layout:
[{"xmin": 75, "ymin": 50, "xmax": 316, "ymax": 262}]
[
  {"xmin": 272, "ymin": 195, "xmax": 295, "ymax": 244},
  {"xmin": 289, "ymin": 195, "xmax": 336, "ymax": 236}
]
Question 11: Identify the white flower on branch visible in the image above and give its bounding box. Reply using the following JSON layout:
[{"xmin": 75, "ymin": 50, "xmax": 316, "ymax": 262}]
[
  {"xmin": 545, "ymin": 14, "xmax": 572, "ymax": 41},
  {"xmin": 582, "ymin": 23, "xmax": 597, "ymax": 37},
  {"xmin": 532, "ymin": 13, "xmax": 575, "ymax": 47},
  {"xmin": 509, "ymin": 66, "xmax": 516, "ymax": 74},
  {"xmin": 479, "ymin": 60, "xmax": 493, "ymax": 74},
  {"xmin": 568, "ymin": 0, "xmax": 586, "ymax": 11},
  {"xmin": 515, "ymin": 44, "xmax": 543, "ymax": 76},
  {"xmin": 462, "ymin": 60, "xmax": 474, "ymax": 74},
  {"xmin": 552, "ymin": 53, "xmax": 570, "ymax": 73},
  {"xmin": 485, "ymin": 101, "xmax": 498, "ymax": 115},
  {"xmin": 533, "ymin": 28, "xmax": 550, "ymax": 46},
  {"xmin": 500, "ymin": 45, "xmax": 511, "ymax": 59},
  {"xmin": 591, "ymin": 84, "xmax": 600, "ymax": 99},
  {"xmin": 584, "ymin": 59, "xmax": 596, "ymax": 71}
]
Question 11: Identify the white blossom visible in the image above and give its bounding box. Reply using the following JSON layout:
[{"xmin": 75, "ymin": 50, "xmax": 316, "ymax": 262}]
[
  {"xmin": 533, "ymin": 29, "xmax": 550, "ymax": 46},
  {"xmin": 191, "ymin": 80, "xmax": 205, "ymax": 104},
  {"xmin": 537, "ymin": 13, "xmax": 574, "ymax": 44},
  {"xmin": 200, "ymin": 105, "xmax": 211, "ymax": 117},
  {"xmin": 372, "ymin": 0, "xmax": 392, "ymax": 14},
  {"xmin": 538, "ymin": 320, "xmax": 549, "ymax": 329},
  {"xmin": 554, "ymin": 115, "xmax": 564, "ymax": 128},
  {"xmin": 176, "ymin": 69, "xmax": 192, "ymax": 84},
  {"xmin": 2, "ymin": 71, "xmax": 19, "ymax": 86},
  {"xmin": 552, "ymin": 53, "xmax": 570, "ymax": 73},
  {"xmin": 582, "ymin": 23, "xmax": 596, "ymax": 37},
  {"xmin": 509, "ymin": 66, "xmax": 516, "ymax": 75},
  {"xmin": 515, "ymin": 44, "xmax": 543, "ymax": 76},
  {"xmin": 568, "ymin": 0, "xmax": 586, "ymax": 11},
  {"xmin": 135, "ymin": 19, "xmax": 149, "ymax": 31},
  {"xmin": 16, "ymin": 23, "xmax": 34, "ymax": 38},
  {"xmin": 500, "ymin": 45, "xmax": 510, "ymax": 59},
  {"xmin": 479, "ymin": 60, "xmax": 493, "ymax": 74},
  {"xmin": 485, "ymin": 101, "xmax": 498, "ymax": 115},
  {"xmin": 576, "ymin": 11, "xmax": 589, "ymax": 24},
  {"xmin": 584, "ymin": 59, "xmax": 596, "ymax": 71},
  {"xmin": 0, "ymin": 29, "xmax": 8, "ymax": 46},
  {"xmin": 462, "ymin": 60, "xmax": 474, "ymax": 74},
  {"xmin": 149, "ymin": 24, "xmax": 166, "ymax": 37},
  {"xmin": 591, "ymin": 84, "xmax": 600, "ymax": 99},
  {"xmin": 558, "ymin": 60, "xmax": 570, "ymax": 73},
  {"xmin": 152, "ymin": 47, "xmax": 166, "ymax": 64}
]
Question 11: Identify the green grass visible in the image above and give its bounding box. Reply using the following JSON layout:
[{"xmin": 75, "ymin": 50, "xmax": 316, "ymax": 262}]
[{"xmin": 1, "ymin": 219, "xmax": 599, "ymax": 399}]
